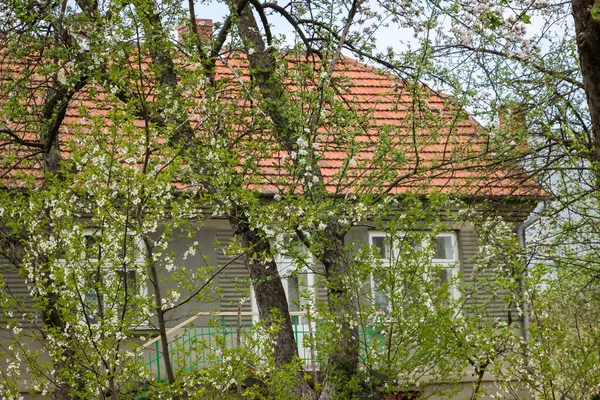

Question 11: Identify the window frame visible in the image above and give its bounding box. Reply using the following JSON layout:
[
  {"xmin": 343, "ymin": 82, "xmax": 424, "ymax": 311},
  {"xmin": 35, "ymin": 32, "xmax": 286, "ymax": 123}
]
[
  {"xmin": 80, "ymin": 228, "xmax": 148, "ymax": 325},
  {"xmin": 368, "ymin": 231, "xmax": 460, "ymax": 311},
  {"xmin": 250, "ymin": 236, "xmax": 316, "ymax": 319},
  {"xmin": 274, "ymin": 245, "xmax": 316, "ymax": 313},
  {"xmin": 431, "ymin": 233, "xmax": 460, "ymax": 301}
]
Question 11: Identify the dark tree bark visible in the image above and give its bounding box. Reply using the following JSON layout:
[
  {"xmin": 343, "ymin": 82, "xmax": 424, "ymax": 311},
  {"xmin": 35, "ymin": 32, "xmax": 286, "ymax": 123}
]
[
  {"xmin": 572, "ymin": 0, "xmax": 600, "ymax": 172},
  {"xmin": 318, "ymin": 222, "xmax": 359, "ymax": 400},
  {"xmin": 230, "ymin": 211, "xmax": 316, "ymax": 399},
  {"xmin": 230, "ymin": 3, "xmax": 361, "ymax": 398},
  {"xmin": 229, "ymin": 214, "xmax": 298, "ymax": 365}
]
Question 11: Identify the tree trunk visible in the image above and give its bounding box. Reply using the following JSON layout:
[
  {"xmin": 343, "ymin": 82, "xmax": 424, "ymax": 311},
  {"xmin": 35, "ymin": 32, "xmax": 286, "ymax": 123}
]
[
  {"xmin": 144, "ymin": 237, "xmax": 177, "ymax": 384},
  {"xmin": 230, "ymin": 4, "xmax": 359, "ymax": 397},
  {"xmin": 129, "ymin": 5, "xmax": 195, "ymax": 385},
  {"xmin": 41, "ymin": 96, "xmax": 83, "ymax": 400},
  {"xmin": 230, "ymin": 212, "xmax": 316, "ymax": 399},
  {"xmin": 230, "ymin": 215, "xmax": 297, "ymax": 365},
  {"xmin": 318, "ymin": 222, "xmax": 359, "ymax": 400},
  {"xmin": 572, "ymin": 0, "xmax": 600, "ymax": 181}
]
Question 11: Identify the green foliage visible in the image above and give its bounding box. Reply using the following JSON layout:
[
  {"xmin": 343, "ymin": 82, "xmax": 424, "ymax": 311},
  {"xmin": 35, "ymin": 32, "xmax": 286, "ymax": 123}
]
[
  {"xmin": 2, "ymin": 0, "xmax": 595, "ymax": 398},
  {"xmin": 591, "ymin": 2, "xmax": 600, "ymax": 22}
]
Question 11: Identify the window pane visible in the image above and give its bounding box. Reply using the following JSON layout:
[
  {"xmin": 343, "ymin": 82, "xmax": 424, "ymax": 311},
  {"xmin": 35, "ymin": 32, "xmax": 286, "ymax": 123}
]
[
  {"xmin": 85, "ymin": 292, "xmax": 101, "ymax": 324},
  {"xmin": 372, "ymin": 275, "xmax": 389, "ymax": 311},
  {"xmin": 438, "ymin": 268, "xmax": 450, "ymax": 285},
  {"xmin": 85, "ymin": 235, "xmax": 97, "ymax": 247},
  {"xmin": 372, "ymin": 236, "xmax": 390, "ymax": 259},
  {"xmin": 117, "ymin": 270, "xmax": 137, "ymax": 294},
  {"xmin": 434, "ymin": 236, "xmax": 454, "ymax": 260},
  {"xmin": 287, "ymin": 276, "xmax": 300, "ymax": 312},
  {"xmin": 85, "ymin": 234, "xmax": 101, "ymax": 259}
]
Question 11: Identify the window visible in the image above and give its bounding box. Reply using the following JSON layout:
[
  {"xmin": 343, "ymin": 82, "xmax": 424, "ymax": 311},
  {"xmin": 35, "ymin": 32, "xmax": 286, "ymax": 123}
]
[
  {"xmin": 370, "ymin": 233, "xmax": 398, "ymax": 311},
  {"xmin": 274, "ymin": 242, "xmax": 316, "ymax": 313},
  {"xmin": 369, "ymin": 231, "xmax": 459, "ymax": 311},
  {"xmin": 431, "ymin": 234, "xmax": 459, "ymax": 301},
  {"xmin": 81, "ymin": 230, "xmax": 147, "ymax": 325},
  {"xmin": 250, "ymin": 237, "xmax": 316, "ymax": 315}
]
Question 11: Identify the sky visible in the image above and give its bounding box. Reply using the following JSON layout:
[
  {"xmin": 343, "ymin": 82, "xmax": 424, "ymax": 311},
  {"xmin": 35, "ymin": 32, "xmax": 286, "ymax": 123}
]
[{"xmin": 193, "ymin": 1, "xmax": 418, "ymax": 56}]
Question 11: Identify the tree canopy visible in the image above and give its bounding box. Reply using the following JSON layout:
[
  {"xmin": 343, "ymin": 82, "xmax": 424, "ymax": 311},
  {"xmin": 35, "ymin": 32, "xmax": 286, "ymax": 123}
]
[{"xmin": 0, "ymin": 0, "xmax": 598, "ymax": 399}]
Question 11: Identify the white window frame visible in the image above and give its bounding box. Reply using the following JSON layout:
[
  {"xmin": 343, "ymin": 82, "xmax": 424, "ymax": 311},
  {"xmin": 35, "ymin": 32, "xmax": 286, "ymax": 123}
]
[
  {"xmin": 275, "ymin": 248, "xmax": 316, "ymax": 313},
  {"xmin": 431, "ymin": 233, "xmax": 460, "ymax": 301},
  {"xmin": 369, "ymin": 231, "xmax": 460, "ymax": 311},
  {"xmin": 81, "ymin": 229, "xmax": 148, "ymax": 324},
  {"xmin": 250, "ymin": 237, "xmax": 316, "ymax": 319},
  {"xmin": 369, "ymin": 231, "xmax": 397, "ymax": 312}
]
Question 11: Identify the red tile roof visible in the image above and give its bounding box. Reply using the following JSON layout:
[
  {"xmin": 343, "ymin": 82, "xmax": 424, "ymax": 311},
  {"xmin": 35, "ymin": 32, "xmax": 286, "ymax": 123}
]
[{"xmin": 0, "ymin": 51, "xmax": 544, "ymax": 199}]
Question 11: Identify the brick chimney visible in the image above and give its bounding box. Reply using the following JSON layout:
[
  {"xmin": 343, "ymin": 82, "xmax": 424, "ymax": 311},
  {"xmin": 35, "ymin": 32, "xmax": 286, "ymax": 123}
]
[
  {"xmin": 498, "ymin": 102, "xmax": 528, "ymax": 151},
  {"xmin": 178, "ymin": 18, "xmax": 213, "ymax": 42},
  {"xmin": 499, "ymin": 102, "xmax": 526, "ymax": 134}
]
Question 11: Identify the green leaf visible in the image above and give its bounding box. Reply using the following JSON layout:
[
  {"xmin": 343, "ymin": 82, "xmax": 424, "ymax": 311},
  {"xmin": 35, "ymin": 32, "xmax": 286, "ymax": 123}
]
[
  {"xmin": 591, "ymin": 3, "xmax": 600, "ymax": 21},
  {"xmin": 519, "ymin": 11, "xmax": 532, "ymax": 24}
]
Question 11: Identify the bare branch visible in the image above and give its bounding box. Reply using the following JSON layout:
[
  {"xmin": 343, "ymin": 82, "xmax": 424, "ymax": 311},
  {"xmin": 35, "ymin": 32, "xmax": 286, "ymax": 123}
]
[
  {"xmin": 0, "ymin": 128, "xmax": 44, "ymax": 149},
  {"xmin": 262, "ymin": 2, "xmax": 319, "ymax": 55},
  {"xmin": 441, "ymin": 44, "xmax": 585, "ymax": 90}
]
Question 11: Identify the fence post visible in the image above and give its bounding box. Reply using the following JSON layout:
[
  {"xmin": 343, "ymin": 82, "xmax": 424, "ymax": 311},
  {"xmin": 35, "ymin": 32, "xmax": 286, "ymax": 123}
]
[
  {"xmin": 155, "ymin": 340, "xmax": 161, "ymax": 382},
  {"xmin": 188, "ymin": 327, "xmax": 192, "ymax": 370},
  {"xmin": 307, "ymin": 307, "xmax": 318, "ymax": 386},
  {"xmin": 221, "ymin": 315, "xmax": 227, "ymax": 360},
  {"xmin": 236, "ymin": 302, "xmax": 242, "ymax": 348}
]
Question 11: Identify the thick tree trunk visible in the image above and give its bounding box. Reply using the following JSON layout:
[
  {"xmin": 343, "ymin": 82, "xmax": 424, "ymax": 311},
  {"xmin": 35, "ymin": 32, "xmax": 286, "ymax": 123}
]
[
  {"xmin": 572, "ymin": 0, "xmax": 600, "ymax": 181},
  {"xmin": 229, "ymin": 216, "xmax": 298, "ymax": 365},
  {"xmin": 230, "ymin": 4, "xmax": 359, "ymax": 397},
  {"xmin": 232, "ymin": 3, "xmax": 295, "ymax": 151},
  {"xmin": 230, "ymin": 212, "xmax": 316, "ymax": 399},
  {"xmin": 318, "ymin": 222, "xmax": 359, "ymax": 400}
]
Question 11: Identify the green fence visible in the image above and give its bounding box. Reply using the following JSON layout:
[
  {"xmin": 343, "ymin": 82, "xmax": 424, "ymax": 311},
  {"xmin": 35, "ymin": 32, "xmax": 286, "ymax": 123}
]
[
  {"xmin": 145, "ymin": 315, "xmax": 242, "ymax": 381},
  {"xmin": 144, "ymin": 312, "xmax": 382, "ymax": 382}
]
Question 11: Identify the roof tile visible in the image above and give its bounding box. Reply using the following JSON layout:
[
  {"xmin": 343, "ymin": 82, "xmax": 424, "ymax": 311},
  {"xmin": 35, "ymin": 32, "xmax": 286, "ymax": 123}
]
[{"xmin": 0, "ymin": 52, "xmax": 544, "ymax": 198}]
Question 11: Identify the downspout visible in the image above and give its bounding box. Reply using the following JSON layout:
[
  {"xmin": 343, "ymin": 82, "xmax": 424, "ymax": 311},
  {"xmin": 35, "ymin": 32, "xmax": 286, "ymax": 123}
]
[{"xmin": 515, "ymin": 203, "xmax": 545, "ymax": 342}]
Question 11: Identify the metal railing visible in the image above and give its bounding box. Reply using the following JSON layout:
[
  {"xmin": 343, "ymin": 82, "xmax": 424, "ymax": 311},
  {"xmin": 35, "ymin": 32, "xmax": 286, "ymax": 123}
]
[
  {"xmin": 144, "ymin": 314, "xmax": 246, "ymax": 381},
  {"xmin": 142, "ymin": 310, "xmax": 322, "ymax": 381},
  {"xmin": 142, "ymin": 310, "xmax": 382, "ymax": 382}
]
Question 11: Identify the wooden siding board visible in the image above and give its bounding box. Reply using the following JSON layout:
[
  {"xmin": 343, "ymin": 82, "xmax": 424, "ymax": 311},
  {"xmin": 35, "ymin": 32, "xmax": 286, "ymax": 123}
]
[
  {"xmin": 459, "ymin": 226, "xmax": 522, "ymax": 321},
  {"xmin": 216, "ymin": 228, "xmax": 253, "ymax": 325},
  {"xmin": 0, "ymin": 260, "xmax": 36, "ymax": 329}
]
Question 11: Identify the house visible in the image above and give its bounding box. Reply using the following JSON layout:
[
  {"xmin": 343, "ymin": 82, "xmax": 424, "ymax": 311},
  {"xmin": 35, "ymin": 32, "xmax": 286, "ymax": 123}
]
[{"xmin": 0, "ymin": 17, "xmax": 544, "ymax": 399}]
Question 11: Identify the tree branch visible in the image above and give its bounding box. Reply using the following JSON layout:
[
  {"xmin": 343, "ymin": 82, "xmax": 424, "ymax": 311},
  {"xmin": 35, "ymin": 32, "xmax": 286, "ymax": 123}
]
[
  {"xmin": 0, "ymin": 128, "xmax": 44, "ymax": 149},
  {"xmin": 248, "ymin": 0, "xmax": 272, "ymax": 45},
  {"xmin": 262, "ymin": 2, "xmax": 319, "ymax": 55},
  {"xmin": 445, "ymin": 44, "xmax": 585, "ymax": 90}
]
